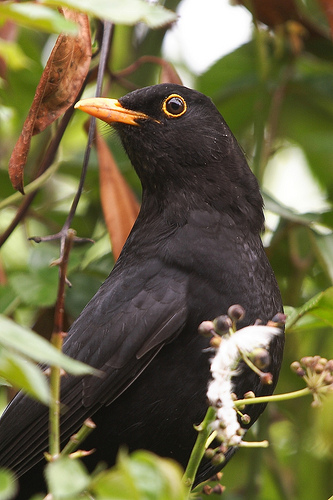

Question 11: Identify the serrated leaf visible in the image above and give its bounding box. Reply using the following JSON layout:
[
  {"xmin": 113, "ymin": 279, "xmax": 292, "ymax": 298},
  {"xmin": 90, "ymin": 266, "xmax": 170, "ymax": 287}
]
[
  {"xmin": 0, "ymin": 315, "xmax": 96, "ymax": 376},
  {"xmin": 45, "ymin": 457, "xmax": 90, "ymax": 497},
  {"xmin": 0, "ymin": 350, "xmax": 50, "ymax": 404},
  {"xmin": 43, "ymin": 0, "xmax": 177, "ymax": 28},
  {"xmin": 285, "ymin": 287, "xmax": 333, "ymax": 331},
  {"xmin": 0, "ymin": 3, "xmax": 77, "ymax": 34}
]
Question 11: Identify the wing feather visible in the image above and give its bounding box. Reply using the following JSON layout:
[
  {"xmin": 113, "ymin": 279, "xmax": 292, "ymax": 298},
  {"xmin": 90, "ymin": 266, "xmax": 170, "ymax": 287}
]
[{"xmin": 0, "ymin": 257, "xmax": 188, "ymax": 477}]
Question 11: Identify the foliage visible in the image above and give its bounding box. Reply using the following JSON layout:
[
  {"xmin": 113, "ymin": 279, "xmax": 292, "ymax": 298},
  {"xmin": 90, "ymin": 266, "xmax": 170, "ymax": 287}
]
[{"xmin": 0, "ymin": 0, "xmax": 333, "ymax": 499}]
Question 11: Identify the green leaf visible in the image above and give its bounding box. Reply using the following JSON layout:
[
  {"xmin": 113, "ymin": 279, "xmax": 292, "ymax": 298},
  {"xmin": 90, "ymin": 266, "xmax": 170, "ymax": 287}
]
[
  {"xmin": 0, "ymin": 350, "xmax": 50, "ymax": 404},
  {"xmin": 92, "ymin": 450, "xmax": 186, "ymax": 499},
  {"xmin": 197, "ymin": 41, "xmax": 257, "ymax": 98},
  {"xmin": 126, "ymin": 451, "xmax": 186, "ymax": 500},
  {"xmin": 45, "ymin": 457, "xmax": 90, "ymax": 498},
  {"xmin": 0, "ymin": 315, "xmax": 96, "ymax": 376},
  {"xmin": 197, "ymin": 41, "xmax": 260, "ymax": 134},
  {"xmin": 42, "ymin": 0, "xmax": 177, "ymax": 28},
  {"xmin": 9, "ymin": 267, "xmax": 59, "ymax": 308},
  {"xmin": 279, "ymin": 78, "xmax": 333, "ymax": 199},
  {"xmin": 0, "ymin": 3, "xmax": 78, "ymax": 34},
  {"xmin": 285, "ymin": 287, "xmax": 333, "ymax": 331},
  {"xmin": 0, "ymin": 40, "xmax": 32, "ymax": 71},
  {"xmin": 0, "ymin": 468, "xmax": 18, "ymax": 500},
  {"xmin": 0, "ymin": 285, "xmax": 17, "ymax": 315},
  {"xmin": 263, "ymin": 192, "xmax": 324, "ymax": 226}
]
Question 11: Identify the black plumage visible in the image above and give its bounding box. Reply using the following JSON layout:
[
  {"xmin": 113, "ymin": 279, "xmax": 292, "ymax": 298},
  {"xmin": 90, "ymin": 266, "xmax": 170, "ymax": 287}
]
[{"xmin": 0, "ymin": 84, "xmax": 284, "ymax": 498}]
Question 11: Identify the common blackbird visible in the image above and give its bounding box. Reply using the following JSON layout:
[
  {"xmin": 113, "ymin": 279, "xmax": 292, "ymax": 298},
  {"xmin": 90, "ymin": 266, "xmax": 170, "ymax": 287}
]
[{"xmin": 0, "ymin": 84, "xmax": 284, "ymax": 498}]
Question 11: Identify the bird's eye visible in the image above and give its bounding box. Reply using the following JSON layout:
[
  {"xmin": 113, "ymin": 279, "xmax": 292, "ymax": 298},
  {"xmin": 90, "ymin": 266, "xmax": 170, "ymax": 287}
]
[{"xmin": 162, "ymin": 94, "xmax": 187, "ymax": 118}]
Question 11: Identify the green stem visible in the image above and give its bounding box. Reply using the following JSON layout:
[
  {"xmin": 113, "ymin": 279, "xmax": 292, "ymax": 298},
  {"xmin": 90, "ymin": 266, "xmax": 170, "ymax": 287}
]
[
  {"xmin": 182, "ymin": 406, "xmax": 216, "ymax": 494},
  {"xmin": 61, "ymin": 419, "xmax": 96, "ymax": 456},
  {"xmin": 240, "ymin": 440, "xmax": 269, "ymax": 448},
  {"xmin": 0, "ymin": 162, "xmax": 59, "ymax": 210},
  {"xmin": 49, "ymin": 337, "xmax": 62, "ymax": 458},
  {"xmin": 235, "ymin": 387, "xmax": 311, "ymax": 408}
]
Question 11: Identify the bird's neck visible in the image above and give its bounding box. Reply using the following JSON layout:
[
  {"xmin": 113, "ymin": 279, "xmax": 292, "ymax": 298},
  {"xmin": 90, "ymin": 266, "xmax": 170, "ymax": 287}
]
[{"xmin": 139, "ymin": 178, "xmax": 264, "ymax": 233}]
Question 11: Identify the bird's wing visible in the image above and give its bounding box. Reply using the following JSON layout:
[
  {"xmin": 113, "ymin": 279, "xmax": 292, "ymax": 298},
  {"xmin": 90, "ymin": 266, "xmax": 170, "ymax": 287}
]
[
  {"xmin": 70, "ymin": 256, "xmax": 189, "ymax": 406},
  {"xmin": 0, "ymin": 257, "xmax": 188, "ymax": 475}
]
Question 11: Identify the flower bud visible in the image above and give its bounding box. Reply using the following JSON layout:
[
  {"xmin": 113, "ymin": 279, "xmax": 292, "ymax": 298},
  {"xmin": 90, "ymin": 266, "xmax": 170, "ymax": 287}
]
[
  {"xmin": 227, "ymin": 304, "xmax": 245, "ymax": 322},
  {"xmin": 213, "ymin": 315, "xmax": 232, "ymax": 335},
  {"xmin": 241, "ymin": 414, "xmax": 251, "ymax": 424},
  {"xmin": 210, "ymin": 336, "xmax": 222, "ymax": 348},
  {"xmin": 260, "ymin": 372, "xmax": 273, "ymax": 385},
  {"xmin": 325, "ymin": 360, "xmax": 333, "ymax": 371},
  {"xmin": 198, "ymin": 320, "xmax": 215, "ymax": 337},
  {"xmin": 202, "ymin": 485, "xmax": 213, "ymax": 495},
  {"xmin": 212, "ymin": 484, "xmax": 225, "ymax": 494},
  {"xmin": 254, "ymin": 318, "xmax": 264, "ymax": 325},
  {"xmin": 249, "ymin": 348, "xmax": 271, "ymax": 370},
  {"xmin": 269, "ymin": 313, "xmax": 286, "ymax": 327},
  {"xmin": 211, "ymin": 453, "xmax": 226, "ymax": 466},
  {"xmin": 205, "ymin": 448, "xmax": 216, "ymax": 460},
  {"xmin": 290, "ymin": 361, "xmax": 305, "ymax": 377},
  {"xmin": 244, "ymin": 391, "xmax": 255, "ymax": 399}
]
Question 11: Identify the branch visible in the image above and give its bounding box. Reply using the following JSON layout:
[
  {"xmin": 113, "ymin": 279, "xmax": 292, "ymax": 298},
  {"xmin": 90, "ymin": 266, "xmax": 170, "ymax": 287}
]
[
  {"xmin": 48, "ymin": 229, "xmax": 76, "ymax": 459},
  {"xmin": 182, "ymin": 406, "xmax": 216, "ymax": 494},
  {"xmin": 234, "ymin": 387, "xmax": 311, "ymax": 408}
]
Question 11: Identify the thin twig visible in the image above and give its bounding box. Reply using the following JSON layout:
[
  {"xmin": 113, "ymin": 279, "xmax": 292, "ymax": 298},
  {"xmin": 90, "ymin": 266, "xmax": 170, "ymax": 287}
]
[
  {"xmin": 234, "ymin": 387, "xmax": 311, "ymax": 408},
  {"xmin": 49, "ymin": 229, "xmax": 76, "ymax": 459},
  {"xmin": 61, "ymin": 419, "xmax": 96, "ymax": 457},
  {"xmin": 29, "ymin": 22, "xmax": 115, "ymax": 260},
  {"xmin": 61, "ymin": 23, "xmax": 114, "ymax": 246}
]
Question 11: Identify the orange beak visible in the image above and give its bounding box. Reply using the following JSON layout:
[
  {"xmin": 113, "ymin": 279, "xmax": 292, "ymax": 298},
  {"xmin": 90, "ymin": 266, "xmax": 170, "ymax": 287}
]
[{"xmin": 74, "ymin": 97, "xmax": 149, "ymax": 126}]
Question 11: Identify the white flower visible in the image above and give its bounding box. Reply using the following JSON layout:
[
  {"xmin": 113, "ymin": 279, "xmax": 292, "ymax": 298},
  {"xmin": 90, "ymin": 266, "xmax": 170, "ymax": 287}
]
[{"xmin": 207, "ymin": 324, "xmax": 282, "ymax": 446}]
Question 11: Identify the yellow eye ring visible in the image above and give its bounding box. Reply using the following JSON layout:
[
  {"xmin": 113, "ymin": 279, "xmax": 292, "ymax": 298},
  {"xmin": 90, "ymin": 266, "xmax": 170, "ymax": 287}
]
[{"xmin": 162, "ymin": 94, "xmax": 187, "ymax": 118}]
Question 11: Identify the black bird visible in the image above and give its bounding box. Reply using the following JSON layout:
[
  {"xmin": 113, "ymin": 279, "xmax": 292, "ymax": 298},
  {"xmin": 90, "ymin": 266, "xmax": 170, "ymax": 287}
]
[{"xmin": 0, "ymin": 84, "xmax": 284, "ymax": 498}]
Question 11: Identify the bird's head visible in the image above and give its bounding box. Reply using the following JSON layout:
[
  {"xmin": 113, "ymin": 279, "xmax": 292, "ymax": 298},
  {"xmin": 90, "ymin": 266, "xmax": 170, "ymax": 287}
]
[{"xmin": 75, "ymin": 84, "xmax": 263, "ymax": 229}]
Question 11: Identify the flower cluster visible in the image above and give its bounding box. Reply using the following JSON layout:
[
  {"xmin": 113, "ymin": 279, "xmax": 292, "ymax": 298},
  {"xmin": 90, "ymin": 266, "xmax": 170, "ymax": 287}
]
[
  {"xmin": 200, "ymin": 306, "xmax": 284, "ymax": 461},
  {"xmin": 291, "ymin": 356, "xmax": 333, "ymax": 407}
]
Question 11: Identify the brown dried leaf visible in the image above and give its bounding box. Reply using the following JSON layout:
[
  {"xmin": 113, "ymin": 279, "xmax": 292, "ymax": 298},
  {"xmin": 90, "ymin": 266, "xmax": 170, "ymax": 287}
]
[
  {"xmin": 159, "ymin": 60, "xmax": 183, "ymax": 85},
  {"xmin": 116, "ymin": 56, "xmax": 183, "ymax": 86},
  {"xmin": 96, "ymin": 132, "xmax": 140, "ymax": 261},
  {"xmin": 8, "ymin": 9, "xmax": 91, "ymax": 193}
]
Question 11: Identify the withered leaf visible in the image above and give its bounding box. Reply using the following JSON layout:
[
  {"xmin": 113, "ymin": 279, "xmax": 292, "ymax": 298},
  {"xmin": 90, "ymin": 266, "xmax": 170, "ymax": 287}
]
[
  {"xmin": 9, "ymin": 9, "xmax": 91, "ymax": 193},
  {"xmin": 96, "ymin": 132, "xmax": 140, "ymax": 261},
  {"xmin": 159, "ymin": 60, "xmax": 183, "ymax": 85}
]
